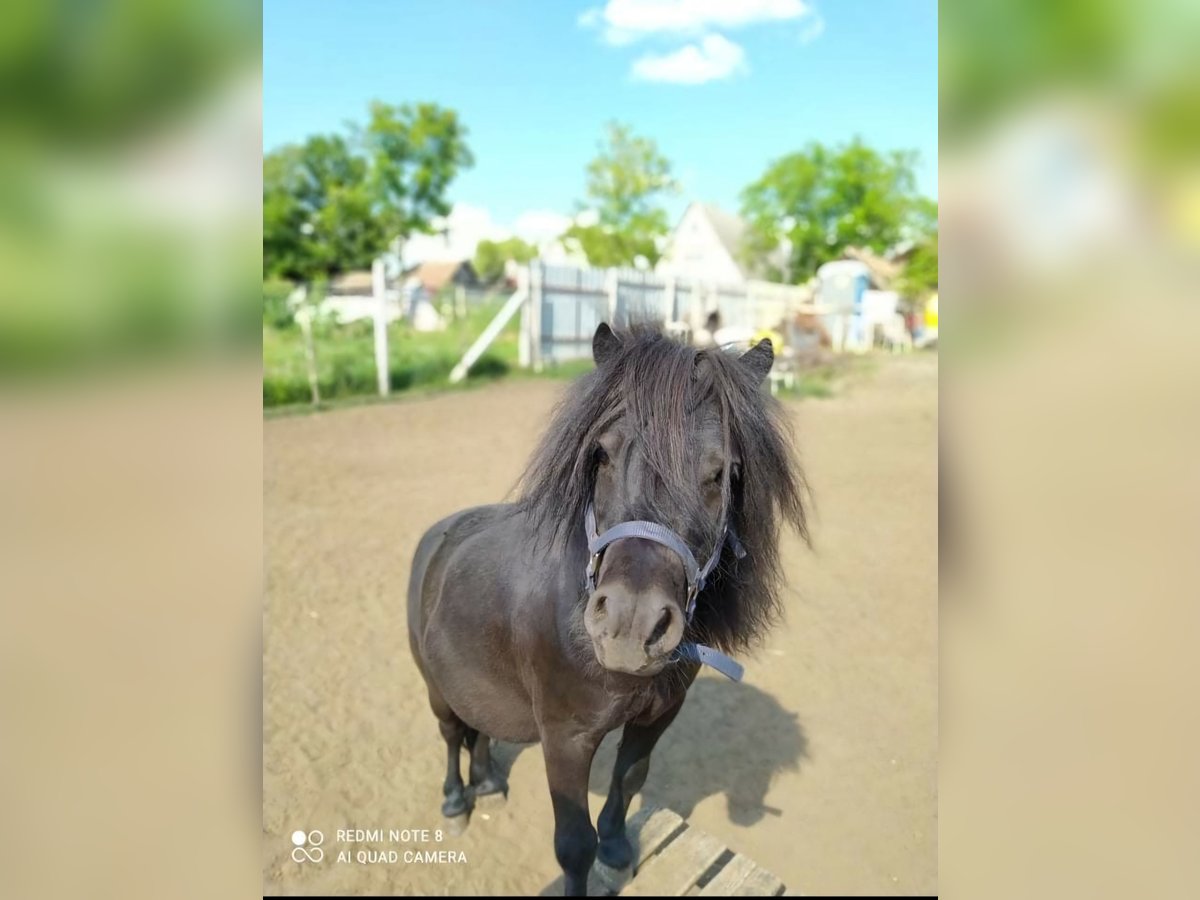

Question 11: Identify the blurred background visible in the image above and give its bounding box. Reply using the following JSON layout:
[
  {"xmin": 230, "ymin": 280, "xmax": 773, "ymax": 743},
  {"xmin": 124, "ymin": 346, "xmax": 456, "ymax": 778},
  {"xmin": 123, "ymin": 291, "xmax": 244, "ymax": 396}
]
[
  {"xmin": 940, "ymin": 1, "xmax": 1200, "ymax": 898},
  {"xmin": 0, "ymin": 0, "xmax": 1197, "ymax": 897},
  {"xmin": 0, "ymin": 2, "xmax": 262, "ymax": 899}
]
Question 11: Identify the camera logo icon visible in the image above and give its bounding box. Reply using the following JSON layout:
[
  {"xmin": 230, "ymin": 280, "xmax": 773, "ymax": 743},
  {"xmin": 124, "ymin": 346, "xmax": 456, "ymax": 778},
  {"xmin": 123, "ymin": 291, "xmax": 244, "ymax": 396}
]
[{"xmin": 291, "ymin": 829, "xmax": 324, "ymax": 863}]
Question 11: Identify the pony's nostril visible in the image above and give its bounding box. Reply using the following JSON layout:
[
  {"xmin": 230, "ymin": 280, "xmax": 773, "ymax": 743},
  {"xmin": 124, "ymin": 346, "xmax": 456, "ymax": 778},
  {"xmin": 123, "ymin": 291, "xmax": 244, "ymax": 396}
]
[
  {"xmin": 591, "ymin": 595, "xmax": 607, "ymax": 619},
  {"xmin": 645, "ymin": 608, "xmax": 672, "ymax": 649}
]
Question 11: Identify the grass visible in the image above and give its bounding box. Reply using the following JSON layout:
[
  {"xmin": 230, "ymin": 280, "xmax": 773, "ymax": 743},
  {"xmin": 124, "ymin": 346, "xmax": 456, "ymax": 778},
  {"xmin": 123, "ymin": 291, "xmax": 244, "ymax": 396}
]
[
  {"xmin": 774, "ymin": 353, "xmax": 882, "ymax": 400},
  {"xmin": 263, "ymin": 300, "xmax": 888, "ymax": 415},
  {"xmin": 263, "ymin": 298, "xmax": 521, "ymax": 409}
]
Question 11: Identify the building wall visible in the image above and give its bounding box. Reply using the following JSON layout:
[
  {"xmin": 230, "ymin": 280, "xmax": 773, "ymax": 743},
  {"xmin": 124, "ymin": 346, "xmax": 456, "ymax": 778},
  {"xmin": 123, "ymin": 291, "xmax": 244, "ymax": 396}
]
[{"xmin": 656, "ymin": 205, "xmax": 745, "ymax": 286}]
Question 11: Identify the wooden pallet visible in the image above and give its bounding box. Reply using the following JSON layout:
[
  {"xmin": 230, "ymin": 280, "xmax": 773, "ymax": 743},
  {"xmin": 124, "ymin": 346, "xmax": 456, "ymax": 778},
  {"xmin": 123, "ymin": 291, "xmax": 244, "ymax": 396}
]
[{"xmin": 544, "ymin": 805, "xmax": 786, "ymax": 897}]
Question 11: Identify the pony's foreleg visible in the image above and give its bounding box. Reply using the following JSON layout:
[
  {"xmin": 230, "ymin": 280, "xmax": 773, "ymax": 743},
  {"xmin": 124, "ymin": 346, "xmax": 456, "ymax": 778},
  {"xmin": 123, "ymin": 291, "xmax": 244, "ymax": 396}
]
[
  {"xmin": 466, "ymin": 729, "xmax": 507, "ymax": 798},
  {"xmin": 595, "ymin": 699, "xmax": 685, "ymax": 870},
  {"xmin": 542, "ymin": 729, "xmax": 602, "ymax": 896},
  {"xmin": 425, "ymin": 682, "xmax": 469, "ymax": 818},
  {"xmin": 437, "ymin": 717, "xmax": 469, "ymax": 818}
]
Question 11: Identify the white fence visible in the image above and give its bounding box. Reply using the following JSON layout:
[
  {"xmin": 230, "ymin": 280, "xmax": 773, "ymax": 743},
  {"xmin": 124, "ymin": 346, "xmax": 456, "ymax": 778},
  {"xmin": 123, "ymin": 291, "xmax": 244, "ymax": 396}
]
[{"xmin": 519, "ymin": 260, "xmax": 830, "ymax": 370}]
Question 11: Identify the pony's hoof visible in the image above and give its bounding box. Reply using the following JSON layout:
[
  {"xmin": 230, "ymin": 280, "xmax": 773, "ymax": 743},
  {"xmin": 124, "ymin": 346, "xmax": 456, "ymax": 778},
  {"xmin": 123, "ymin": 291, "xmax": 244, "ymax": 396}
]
[
  {"xmin": 443, "ymin": 812, "xmax": 469, "ymax": 836},
  {"xmin": 470, "ymin": 775, "xmax": 507, "ymax": 799},
  {"xmin": 441, "ymin": 793, "xmax": 469, "ymax": 818},
  {"xmin": 596, "ymin": 833, "xmax": 633, "ymax": 870}
]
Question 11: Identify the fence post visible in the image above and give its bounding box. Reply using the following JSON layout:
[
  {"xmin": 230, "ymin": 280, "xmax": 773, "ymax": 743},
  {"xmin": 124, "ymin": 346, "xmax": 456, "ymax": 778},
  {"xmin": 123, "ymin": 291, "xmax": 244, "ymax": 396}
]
[
  {"xmin": 295, "ymin": 290, "xmax": 320, "ymax": 406},
  {"xmin": 664, "ymin": 274, "xmax": 676, "ymax": 327},
  {"xmin": 605, "ymin": 268, "xmax": 618, "ymax": 323},
  {"xmin": 517, "ymin": 266, "xmax": 532, "ymax": 369},
  {"xmin": 530, "ymin": 261, "xmax": 544, "ymax": 373},
  {"xmin": 372, "ymin": 257, "xmax": 390, "ymax": 397}
]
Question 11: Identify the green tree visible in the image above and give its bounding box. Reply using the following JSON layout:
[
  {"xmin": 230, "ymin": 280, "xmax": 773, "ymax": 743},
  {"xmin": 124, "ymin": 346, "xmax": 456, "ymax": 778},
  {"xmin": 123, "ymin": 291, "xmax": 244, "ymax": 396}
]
[
  {"xmin": 473, "ymin": 237, "xmax": 537, "ymax": 284},
  {"xmin": 357, "ymin": 101, "xmax": 474, "ymax": 242},
  {"xmin": 263, "ymin": 101, "xmax": 473, "ymax": 283},
  {"xmin": 898, "ymin": 236, "xmax": 939, "ymax": 300},
  {"xmin": 562, "ymin": 122, "xmax": 677, "ymax": 267},
  {"xmin": 897, "ymin": 197, "xmax": 939, "ymax": 300},
  {"xmin": 740, "ymin": 137, "xmax": 927, "ymax": 283}
]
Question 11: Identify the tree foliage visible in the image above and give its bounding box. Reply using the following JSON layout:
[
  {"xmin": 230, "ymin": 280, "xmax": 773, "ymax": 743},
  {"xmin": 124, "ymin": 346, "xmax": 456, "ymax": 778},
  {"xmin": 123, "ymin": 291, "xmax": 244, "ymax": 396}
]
[
  {"xmin": 897, "ymin": 198, "xmax": 939, "ymax": 299},
  {"xmin": 740, "ymin": 137, "xmax": 929, "ymax": 283},
  {"xmin": 263, "ymin": 102, "xmax": 473, "ymax": 283},
  {"xmin": 898, "ymin": 236, "xmax": 939, "ymax": 300},
  {"xmin": 473, "ymin": 237, "xmax": 537, "ymax": 284},
  {"xmin": 562, "ymin": 122, "xmax": 677, "ymax": 267}
]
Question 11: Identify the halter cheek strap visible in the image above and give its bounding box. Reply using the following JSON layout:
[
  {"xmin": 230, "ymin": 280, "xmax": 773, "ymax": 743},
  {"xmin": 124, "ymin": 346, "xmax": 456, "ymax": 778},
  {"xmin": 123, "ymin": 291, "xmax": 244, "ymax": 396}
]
[{"xmin": 582, "ymin": 501, "xmax": 748, "ymax": 681}]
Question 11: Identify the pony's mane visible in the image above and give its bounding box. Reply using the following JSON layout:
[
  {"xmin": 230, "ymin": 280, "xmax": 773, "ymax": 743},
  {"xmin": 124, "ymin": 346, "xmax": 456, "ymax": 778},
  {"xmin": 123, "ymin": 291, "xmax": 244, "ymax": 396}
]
[{"xmin": 516, "ymin": 324, "xmax": 809, "ymax": 652}]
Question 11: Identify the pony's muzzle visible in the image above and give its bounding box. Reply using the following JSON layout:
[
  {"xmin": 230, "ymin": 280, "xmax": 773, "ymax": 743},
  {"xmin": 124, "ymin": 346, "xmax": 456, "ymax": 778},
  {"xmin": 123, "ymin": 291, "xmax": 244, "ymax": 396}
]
[{"xmin": 583, "ymin": 582, "xmax": 685, "ymax": 675}]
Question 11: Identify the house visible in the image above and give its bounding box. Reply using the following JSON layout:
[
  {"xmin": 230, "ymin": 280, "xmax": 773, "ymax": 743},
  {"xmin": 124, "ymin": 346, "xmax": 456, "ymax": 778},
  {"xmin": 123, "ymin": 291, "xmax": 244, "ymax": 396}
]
[
  {"xmin": 656, "ymin": 202, "xmax": 786, "ymax": 285},
  {"xmin": 327, "ymin": 269, "xmax": 377, "ymax": 296},
  {"xmin": 656, "ymin": 202, "xmax": 748, "ymax": 285},
  {"xmin": 841, "ymin": 245, "xmax": 904, "ymax": 290},
  {"xmin": 815, "ymin": 255, "xmax": 911, "ymax": 353},
  {"xmin": 406, "ymin": 259, "xmax": 479, "ymax": 297},
  {"xmin": 318, "ymin": 268, "xmax": 403, "ymax": 324}
]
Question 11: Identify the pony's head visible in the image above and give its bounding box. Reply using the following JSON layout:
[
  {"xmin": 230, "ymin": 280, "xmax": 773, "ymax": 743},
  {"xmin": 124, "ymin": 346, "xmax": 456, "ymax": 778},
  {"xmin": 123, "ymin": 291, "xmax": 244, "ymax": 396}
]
[{"xmin": 519, "ymin": 323, "xmax": 808, "ymax": 677}]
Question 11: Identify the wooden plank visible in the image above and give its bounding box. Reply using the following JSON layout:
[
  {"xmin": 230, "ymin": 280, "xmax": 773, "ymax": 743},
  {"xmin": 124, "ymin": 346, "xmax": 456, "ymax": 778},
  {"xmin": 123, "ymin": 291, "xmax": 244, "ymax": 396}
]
[
  {"xmin": 734, "ymin": 866, "xmax": 784, "ymax": 896},
  {"xmin": 623, "ymin": 827, "xmax": 726, "ymax": 896},
  {"xmin": 699, "ymin": 854, "xmax": 759, "ymax": 895},
  {"xmin": 592, "ymin": 806, "xmax": 687, "ymax": 894},
  {"xmin": 542, "ymin": 806, "xmax": 686, "ymax": 897},
  {"xmin": 629, "ymin": 806, "xmax": 687, "ymax": 868},
  {"xmin": 700, "ymin": 852, "xmax": 785, "ymax": 896}
]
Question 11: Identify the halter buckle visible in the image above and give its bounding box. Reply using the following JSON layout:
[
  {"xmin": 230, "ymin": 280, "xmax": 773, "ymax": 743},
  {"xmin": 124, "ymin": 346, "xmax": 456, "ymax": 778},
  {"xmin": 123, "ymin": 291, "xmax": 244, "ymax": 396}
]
[{"xmin": 584, "ymin": 552, "xmax": 601, "ymax": 589}]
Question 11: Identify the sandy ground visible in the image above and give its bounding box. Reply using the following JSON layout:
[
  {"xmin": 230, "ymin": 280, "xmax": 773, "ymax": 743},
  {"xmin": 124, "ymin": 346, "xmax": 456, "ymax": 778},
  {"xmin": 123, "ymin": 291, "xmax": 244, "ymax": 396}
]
[{"xmin": 263, "ymin": 353, "xmax": 938, "ymax": 896}]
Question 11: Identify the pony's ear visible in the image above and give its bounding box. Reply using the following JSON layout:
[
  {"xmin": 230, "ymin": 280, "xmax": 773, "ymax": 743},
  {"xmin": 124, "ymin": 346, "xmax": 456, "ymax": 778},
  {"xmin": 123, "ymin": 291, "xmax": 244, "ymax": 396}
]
[
  {"xmin": 739, "ymin": 338, "xmax": 774, "ymax": 385},
  {"xmin": 593, "ymin": 323, "xmax": 621, "ymax": 366}
]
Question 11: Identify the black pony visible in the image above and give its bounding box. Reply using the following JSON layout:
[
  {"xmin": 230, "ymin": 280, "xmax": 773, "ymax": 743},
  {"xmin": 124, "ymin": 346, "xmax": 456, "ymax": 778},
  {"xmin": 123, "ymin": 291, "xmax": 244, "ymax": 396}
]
[{"xmin": 408, "ymin": 323, "xmax": 807, "ymax": 895}]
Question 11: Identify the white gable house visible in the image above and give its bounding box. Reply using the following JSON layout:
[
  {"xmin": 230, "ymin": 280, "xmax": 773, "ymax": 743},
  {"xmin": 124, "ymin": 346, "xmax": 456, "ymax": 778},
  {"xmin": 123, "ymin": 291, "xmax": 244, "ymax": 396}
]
[{"xmin": 656, "ymin": 202, "xmax": 750, "ymax": 285}]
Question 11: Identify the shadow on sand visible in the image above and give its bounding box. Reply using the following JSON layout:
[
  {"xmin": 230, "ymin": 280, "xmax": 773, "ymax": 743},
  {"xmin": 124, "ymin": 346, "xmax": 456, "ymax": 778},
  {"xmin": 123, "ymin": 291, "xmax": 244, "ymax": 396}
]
[
  {"xmin": 486, "ymin": 678, "xmax": 807, "ymax": 829},
  {"xmin": 589, "ymin": 677, "xmax": 808, "ymax": 827}
]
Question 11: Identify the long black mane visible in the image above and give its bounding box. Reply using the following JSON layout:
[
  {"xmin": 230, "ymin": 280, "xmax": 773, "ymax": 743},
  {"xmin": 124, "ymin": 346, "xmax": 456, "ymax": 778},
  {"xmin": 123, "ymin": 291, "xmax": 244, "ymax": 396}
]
[{"xmin": 517, "ymin": 325, "xmax": 808, "ymax": 653}]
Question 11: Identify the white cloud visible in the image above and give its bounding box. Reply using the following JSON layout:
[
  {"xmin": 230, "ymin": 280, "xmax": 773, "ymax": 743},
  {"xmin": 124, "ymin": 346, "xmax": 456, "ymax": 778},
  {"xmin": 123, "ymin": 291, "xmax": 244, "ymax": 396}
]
[
  {"xmin": 402, "ymin": 203, "xmax": 581, "ymax": 267},
  {"xmin": 584, "ymin": 0, "xmax": 812, "ymax": 42},
  {"xmin": 631, "ymin": 34, "xmax": 747, "ymax": 84},
  {"xmin": 513, "ymin": 209, "xmax": 573, "ymax": 244},
  {"xmin": 574, "ymin": 208, "xmax": 601, "ymax": 228},
  {"xmin": 577, "ymin": 7, "xmax": 602, "ymax": 28},
  {"xmin": 402, "ymin": 202, "xmax": 506, "ymax": 267},
  {"xmin": 798, "ymin": 11, "xmax": 824, "ymax": 44},
  {"xmin": 580, "ymin": 1, "xmax": 823, "ymax": 83}
]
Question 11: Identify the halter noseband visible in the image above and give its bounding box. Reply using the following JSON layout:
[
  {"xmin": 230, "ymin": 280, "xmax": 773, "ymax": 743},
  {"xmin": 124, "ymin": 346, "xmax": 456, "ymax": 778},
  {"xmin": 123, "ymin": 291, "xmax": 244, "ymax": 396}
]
[
  {"xmin": 583, "ymin": 502, "xmax": 744, "ymax": 621},
  {"xmin": 582, "ymin": 500, "xmax": 747, "ymax": 681}
]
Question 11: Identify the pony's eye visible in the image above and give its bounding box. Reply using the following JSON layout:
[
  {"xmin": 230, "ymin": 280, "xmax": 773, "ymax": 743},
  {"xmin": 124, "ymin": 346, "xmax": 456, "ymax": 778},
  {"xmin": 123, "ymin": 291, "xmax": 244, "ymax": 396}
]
[{"xmin": 595, "ymin": 447, "xmax": 610, "ymax": 467}]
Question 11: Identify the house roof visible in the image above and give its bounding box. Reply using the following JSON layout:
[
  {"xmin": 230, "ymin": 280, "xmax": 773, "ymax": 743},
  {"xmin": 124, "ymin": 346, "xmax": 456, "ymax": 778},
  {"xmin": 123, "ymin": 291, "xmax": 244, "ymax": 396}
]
[
  {"xmin": 843, "ymin": 246, "xmax": 903, "ymax": 288},
  {"xmin": 327, "ymin": 270, "xmax": 375, "ymax": 295},
  {"xmin": 698, "ymin": 203, "xmax": 748, "ymax": 264},
  {"xmin": 685, "ymin": 202, "xmax": 788, "ymax": 281},
  {"xmin": 409, "ymin": 259, "xmax": 471, "ymax": 294}
]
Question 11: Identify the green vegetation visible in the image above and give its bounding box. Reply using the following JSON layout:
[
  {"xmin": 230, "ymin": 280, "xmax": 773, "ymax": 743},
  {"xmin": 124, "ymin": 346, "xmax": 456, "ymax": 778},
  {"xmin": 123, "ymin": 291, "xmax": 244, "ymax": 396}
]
[
  {"xmin": 561, "ymin": 122, "xmax": 678, "ymax": 267},
  {"xmin": 473, "ymin": 236, "xmax": 537, "ymax": 284},
  {"xmin": 263, "ymin": 299, "xmax": 517, "ymax": 409},
  {"xmin": 774, "ymin": 355, "xmax": 881, "ymax": 401},
  {"xmin": 740, "ymin": 137, "xmax": 934, "ymax": 284},
  {"xmin": 263, "ymin": 100, "xmax": 473, "ymax": 283}
]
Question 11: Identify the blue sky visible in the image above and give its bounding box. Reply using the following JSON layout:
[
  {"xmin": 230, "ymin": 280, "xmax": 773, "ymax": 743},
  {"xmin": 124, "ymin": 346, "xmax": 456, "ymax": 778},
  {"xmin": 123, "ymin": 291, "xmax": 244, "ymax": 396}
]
[{"xmin": 264, "ymin": 0, "xmax": 936, "ymax": 245}]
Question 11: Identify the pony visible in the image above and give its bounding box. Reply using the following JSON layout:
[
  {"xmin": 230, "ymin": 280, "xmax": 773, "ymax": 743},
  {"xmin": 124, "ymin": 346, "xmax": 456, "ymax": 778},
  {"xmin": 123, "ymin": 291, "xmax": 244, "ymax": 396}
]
[{"xmin": 407, "ymin": 322, "xmax": 807, "ymax": 895}]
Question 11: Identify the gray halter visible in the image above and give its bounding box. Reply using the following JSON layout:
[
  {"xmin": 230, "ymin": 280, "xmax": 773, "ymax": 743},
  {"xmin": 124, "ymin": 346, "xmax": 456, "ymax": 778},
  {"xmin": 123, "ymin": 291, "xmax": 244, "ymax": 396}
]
[{"xmin": 582, "ymin": 501, "xmax": 747, "ymax": 681}]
